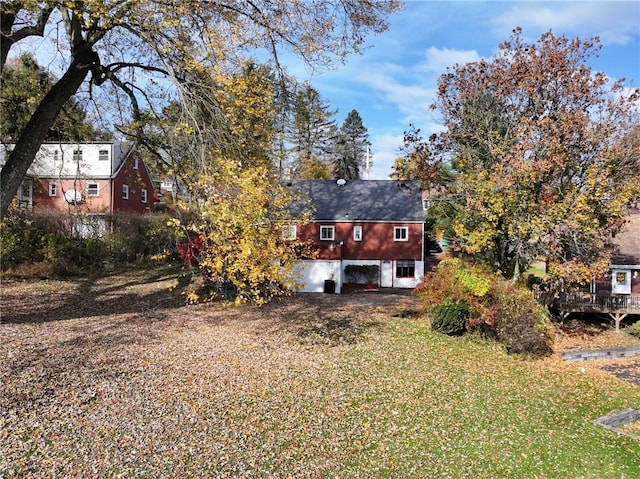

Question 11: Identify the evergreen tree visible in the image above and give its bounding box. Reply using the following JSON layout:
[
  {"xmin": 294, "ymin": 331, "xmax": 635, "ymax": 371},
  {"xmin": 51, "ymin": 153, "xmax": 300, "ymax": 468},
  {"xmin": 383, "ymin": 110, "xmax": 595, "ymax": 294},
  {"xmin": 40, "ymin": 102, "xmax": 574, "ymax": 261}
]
[
  {"xmin": 289, "ymin": 83, "xmax": 338, "ymax": 178},
  {"xmin": 0, "ymin": 54, "xmax": 107, "ymax": 142},
  {"xmin": 333, "ymin": 109, "xmax": 369, "ymax": 179}
]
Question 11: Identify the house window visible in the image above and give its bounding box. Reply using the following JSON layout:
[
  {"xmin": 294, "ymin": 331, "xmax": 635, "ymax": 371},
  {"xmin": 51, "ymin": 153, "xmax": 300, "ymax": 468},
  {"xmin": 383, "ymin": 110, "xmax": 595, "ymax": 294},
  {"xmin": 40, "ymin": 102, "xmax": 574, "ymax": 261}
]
[
  {"xmin": 394, "ymin": 226, "xmax": 409, "ymax": 241},
  {"xmin": 99, "ymin": 149, "xmax": 109, "ymax": 161},
  {"xmin": 48, "ymin": 182, "xmax": 57, "ymax": 196},
  {"xmin": 20, "ymin": 183, "xmax": 32, "ymax": 199},
  {"xmin": 141, "ymin": 189, "xmax": 147, "ymax": 204},
  {"xmin": 133, "ymin": 157, "xmax": 139, "ymax": 169},
  {"xmin": 122, "ymin": 184, "xmax": 129, "ymax": 200},
  {"xmin": 353, "ymin": 225, "xmax": 362, "ymax": 241},
  {"xmin": 282, "ymin": 225, "xmax": 297, "ymax": 241},
  {"xmin": 53, "ymin": 150, "xmax": 60, "ymax": 161},
  {"xmin": 396, "ymin": 260, "xmax": 415, "ymax": 278},
  {"xmin": 73, "ymin": 149, "xmax": 83, "ymax": 162},
  {"xmin": 320, "ymin": 225, "xmax": 335, "ymax": 241},
  {"xmin": 86, "ymin": 183, "xmax": 99, "ymax": 196}
]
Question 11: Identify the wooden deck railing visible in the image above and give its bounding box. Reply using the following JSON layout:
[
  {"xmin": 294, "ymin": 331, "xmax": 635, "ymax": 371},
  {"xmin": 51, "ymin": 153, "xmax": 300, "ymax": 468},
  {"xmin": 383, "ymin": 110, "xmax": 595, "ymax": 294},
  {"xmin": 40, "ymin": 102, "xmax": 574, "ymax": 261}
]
[{"xmin": 535, "ymin": 291, "xmax": 640, "ymax": 315}]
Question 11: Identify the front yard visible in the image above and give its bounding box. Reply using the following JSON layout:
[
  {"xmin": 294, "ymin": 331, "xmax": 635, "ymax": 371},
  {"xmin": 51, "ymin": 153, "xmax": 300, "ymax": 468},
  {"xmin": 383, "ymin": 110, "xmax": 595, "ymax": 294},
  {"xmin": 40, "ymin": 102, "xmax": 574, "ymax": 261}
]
[{"xmin": 1, "ymin": 267, "xmax": 639, "ymax": 478}]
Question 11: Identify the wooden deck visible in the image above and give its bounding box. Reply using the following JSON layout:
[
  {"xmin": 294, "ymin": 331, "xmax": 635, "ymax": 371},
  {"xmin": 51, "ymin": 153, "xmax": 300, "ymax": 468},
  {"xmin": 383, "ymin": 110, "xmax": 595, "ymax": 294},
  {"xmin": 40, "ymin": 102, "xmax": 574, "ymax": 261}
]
[{"xmin": 537, "ymin": 292, "xmax": 640, "ymax": 330}]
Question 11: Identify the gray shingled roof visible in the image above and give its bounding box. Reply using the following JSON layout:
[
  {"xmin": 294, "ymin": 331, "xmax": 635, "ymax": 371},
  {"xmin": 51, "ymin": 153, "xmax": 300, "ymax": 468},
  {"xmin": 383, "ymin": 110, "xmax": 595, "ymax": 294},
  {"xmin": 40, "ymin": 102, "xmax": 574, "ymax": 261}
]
[{"xmin": 287, "ymin": 180, "xmax": 425, "ymax": 222}]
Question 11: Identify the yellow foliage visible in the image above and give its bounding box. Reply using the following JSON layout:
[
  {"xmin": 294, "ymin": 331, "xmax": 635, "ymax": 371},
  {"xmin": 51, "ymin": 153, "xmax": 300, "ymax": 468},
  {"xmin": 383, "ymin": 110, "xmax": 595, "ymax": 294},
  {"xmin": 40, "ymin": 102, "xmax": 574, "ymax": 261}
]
[{"xmin": 172, "ymin": 156, "xmax": 311, "ymax": 305}]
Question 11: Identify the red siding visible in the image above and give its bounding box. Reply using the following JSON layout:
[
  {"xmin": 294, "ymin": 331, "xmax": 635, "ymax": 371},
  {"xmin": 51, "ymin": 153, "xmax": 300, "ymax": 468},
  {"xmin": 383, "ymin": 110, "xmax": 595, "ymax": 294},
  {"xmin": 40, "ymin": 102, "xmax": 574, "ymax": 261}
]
[
  {"xmin": 30, "ymin": 151, "xmax": 154, "ymax": 214},
  {"xmin": 297, "ymin": 222, "xmax": 423, "ymax": 261},
  {"xmin": 112, "ymin": 151, "xmax": 155, "ymax": 214},
  {"xmin": 33, "ymin": 178, "xmax": 112, "ymax": 213}
]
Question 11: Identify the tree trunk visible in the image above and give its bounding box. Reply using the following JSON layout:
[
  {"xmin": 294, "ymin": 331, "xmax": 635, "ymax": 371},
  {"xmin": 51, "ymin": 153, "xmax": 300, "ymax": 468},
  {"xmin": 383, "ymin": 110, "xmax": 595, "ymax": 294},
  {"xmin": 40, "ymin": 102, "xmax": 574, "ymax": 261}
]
[{"xmin": 0, "ymin": 50, "xmax": 95, "ymax": 218}]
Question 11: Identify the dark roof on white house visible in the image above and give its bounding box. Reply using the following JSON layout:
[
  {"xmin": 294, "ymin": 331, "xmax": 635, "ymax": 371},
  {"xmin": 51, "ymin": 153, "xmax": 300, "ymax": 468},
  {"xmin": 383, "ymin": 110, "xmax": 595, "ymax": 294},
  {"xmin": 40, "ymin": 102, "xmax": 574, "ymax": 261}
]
[
  {"xmin": 611, "ymin": 211, "xmax": 640, "ymax": 266},
  {"xmin": 287, "ymin": 179, "xmax": 425, "ymax": 222}
]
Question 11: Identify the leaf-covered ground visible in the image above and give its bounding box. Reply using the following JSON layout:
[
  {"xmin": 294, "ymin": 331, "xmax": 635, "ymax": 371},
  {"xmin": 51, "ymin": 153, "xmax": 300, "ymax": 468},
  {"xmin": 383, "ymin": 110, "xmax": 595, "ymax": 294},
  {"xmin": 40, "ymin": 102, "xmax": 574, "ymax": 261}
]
[{"xmin": 1, "ymin": 267, "xmax": 639, "ymax": 478}]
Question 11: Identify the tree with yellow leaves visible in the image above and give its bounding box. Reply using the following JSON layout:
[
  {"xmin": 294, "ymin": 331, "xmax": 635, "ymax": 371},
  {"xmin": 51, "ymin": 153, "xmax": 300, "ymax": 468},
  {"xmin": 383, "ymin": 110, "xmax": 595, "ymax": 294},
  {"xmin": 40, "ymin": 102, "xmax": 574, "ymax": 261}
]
[{"xmin": 172, "ymin": 158, "xmax": 313, "ymax": 304}]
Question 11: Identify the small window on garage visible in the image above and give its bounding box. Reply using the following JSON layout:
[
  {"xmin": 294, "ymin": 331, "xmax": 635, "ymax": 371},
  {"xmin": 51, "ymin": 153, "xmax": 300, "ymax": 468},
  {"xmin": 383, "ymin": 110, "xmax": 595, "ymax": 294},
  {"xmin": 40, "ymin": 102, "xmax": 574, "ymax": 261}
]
[
  {"xmin": 353, "ymin": 225, "xmax": 362, "ymax": 241},
  {"xmin": 396, "ymin": 260, "xmax": 415, "ymax": 278}
]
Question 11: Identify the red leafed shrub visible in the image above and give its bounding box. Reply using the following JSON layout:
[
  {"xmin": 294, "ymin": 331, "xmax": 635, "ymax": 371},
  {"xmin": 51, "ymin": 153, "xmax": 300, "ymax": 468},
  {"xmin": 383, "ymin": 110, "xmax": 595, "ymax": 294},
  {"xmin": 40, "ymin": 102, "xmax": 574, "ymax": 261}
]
[{"xmin": 177, "ymin": 238, "xmax": 203, "ymax": 266}]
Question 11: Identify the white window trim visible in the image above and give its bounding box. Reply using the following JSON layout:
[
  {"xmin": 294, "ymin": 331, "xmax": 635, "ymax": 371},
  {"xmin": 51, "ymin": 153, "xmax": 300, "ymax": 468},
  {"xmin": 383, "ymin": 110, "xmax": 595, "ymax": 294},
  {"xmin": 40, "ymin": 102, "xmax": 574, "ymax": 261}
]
[
  {"xmin": 48, "ymin": 182, "xmax": 57, "ymax": 197},
  {"xmin": 320, "ymin": 225, "xmax": 335, "ymax": 241},
  {"xmin": 353, "ymin": 225, "xmax": 362, "ymax": 241},
  {"xmin": 98, "ymin": 149, "xmax": 109, "ymax": 161},
  {"xmin": 394, "ymin": 226, "xmax": 409, "ymax": 242},
  {"xmin": 141, "ymin": 188, "xmax": 147, "ymax": 204},
  {"xmin": 86, "ymin": 182, "xmax": 99, "ymax": 196},
  {"xmin": 19, "ymin": 183, "xmax": 32, "ymax": 200},
  {"xmin": 73, "ymin": 149, "xmax": 83, "ymax": 162},
  {"xmin": 133, "ymin": 157, "xmax": 139, "ymax": 169},
  {"xmin": 122, "ymin": 184, "xmax": 129, "ymax": 200}
]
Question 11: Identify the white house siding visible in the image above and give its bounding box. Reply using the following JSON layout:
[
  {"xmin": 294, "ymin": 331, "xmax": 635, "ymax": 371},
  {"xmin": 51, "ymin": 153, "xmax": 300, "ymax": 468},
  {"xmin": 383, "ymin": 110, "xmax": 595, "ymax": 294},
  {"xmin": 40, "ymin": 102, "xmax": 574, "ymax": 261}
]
[
  {"xmin": 297, "ymin": 259, "xmax": 424, "ymax": 292},
  {"xmin": 393, "ymin": 260, "xmax": 424, "ymax": 289},
  {"xmin": 295, "ymin": 260, "xmax": 342, "ymax": 293},
  {"xmin": 29, "ymin": 143, "xmax": 132, "ymax": 178},
  {"xmin": 342, "ymin": 259, "xmax": 425, "ymax": 289}
]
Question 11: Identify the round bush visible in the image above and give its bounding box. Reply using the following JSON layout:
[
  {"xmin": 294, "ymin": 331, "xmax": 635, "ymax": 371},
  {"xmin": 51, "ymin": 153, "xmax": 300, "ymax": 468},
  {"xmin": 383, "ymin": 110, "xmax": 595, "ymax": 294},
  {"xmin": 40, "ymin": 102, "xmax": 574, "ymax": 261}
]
[{"xmin": 430, "ymin": 298, "xmax": 470, "ymax": 336}]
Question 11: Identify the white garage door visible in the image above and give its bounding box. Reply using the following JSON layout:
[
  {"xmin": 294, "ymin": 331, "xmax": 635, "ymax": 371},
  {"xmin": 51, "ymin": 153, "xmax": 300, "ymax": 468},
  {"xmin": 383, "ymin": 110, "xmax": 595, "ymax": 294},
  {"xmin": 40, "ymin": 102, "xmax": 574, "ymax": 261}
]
[{"xmin": 296, "ymin": 260, "xmax": 341, "ymax": 293}]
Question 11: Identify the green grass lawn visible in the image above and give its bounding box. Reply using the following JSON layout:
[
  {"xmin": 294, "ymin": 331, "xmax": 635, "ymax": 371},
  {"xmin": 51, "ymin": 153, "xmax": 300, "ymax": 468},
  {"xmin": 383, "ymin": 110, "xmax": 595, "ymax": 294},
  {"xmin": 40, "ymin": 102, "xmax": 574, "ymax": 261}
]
[
  {"xmin": 1, "ymin": 274, "xmax": 639, "ymax": 478},
  {"xmin": 525, "ymin": 260, "xmax": 548, "ymax": 279}
]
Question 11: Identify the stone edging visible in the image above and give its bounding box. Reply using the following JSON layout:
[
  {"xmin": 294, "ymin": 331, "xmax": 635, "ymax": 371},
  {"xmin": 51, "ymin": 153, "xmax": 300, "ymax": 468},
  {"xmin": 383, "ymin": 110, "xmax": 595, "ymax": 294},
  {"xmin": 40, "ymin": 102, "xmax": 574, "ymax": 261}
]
[
  {"xmin": 561, "ymin": 346, "xmax": 640, "ymax": 362},
  {"xmin": 593, "ymin": 409, "xmax": 640, "ymax": 440}
]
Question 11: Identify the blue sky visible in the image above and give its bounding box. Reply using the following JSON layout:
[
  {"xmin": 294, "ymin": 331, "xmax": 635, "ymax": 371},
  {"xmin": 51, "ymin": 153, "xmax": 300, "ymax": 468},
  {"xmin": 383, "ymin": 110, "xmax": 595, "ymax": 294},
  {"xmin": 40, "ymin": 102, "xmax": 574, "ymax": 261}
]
[{"xmin": 290, "ymin": 0, "xmax": 640, "ymax": 179}]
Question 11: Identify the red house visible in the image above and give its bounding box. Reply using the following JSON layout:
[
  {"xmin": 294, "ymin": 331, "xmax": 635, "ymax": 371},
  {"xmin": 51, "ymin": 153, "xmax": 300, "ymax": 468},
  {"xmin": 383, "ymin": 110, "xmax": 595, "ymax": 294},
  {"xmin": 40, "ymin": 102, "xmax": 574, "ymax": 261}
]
[
  {"xmin": 598, "ymin": 210, "xmax": 640, "ymax": 295},
  {"xmin": 2, "ymin": 142, "xmax": 155, "ymax": 216},
  {"xmin": 287, "ymin": 179, "xmax": 425, "ymax": 293}
]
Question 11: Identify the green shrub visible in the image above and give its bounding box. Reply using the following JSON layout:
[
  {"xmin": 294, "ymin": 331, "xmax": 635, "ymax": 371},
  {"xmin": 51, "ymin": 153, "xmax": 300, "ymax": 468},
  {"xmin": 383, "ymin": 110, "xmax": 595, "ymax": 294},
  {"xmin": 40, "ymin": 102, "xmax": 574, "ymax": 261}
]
[
  {"xmin": 416, "ymin": 257, "xmax": 554, "ymax": 356},
  {"xmin": 430, "ymin": 299, "xmax": 470, "ymax": 335},
  {"xmin": 454, "ymin": 267, "xmax": 491, "ymax": 297},
  {"xmin": 1, "ymin": 213, "xmax": 47, "ymax": 267},
  {"xmin": 42, "ymin": 234, "xmax": 107, "ymax": 275},
  {"xmin": 627, "ymin": 321, "xmax": 640, "ymax": 338},
  {"xmin": 108, "ymin": 212, "xmax": 181, "ymax": 263},
  {"xmin": 1, "ymin": 210, "xmax": 180, "ymax": 276}
]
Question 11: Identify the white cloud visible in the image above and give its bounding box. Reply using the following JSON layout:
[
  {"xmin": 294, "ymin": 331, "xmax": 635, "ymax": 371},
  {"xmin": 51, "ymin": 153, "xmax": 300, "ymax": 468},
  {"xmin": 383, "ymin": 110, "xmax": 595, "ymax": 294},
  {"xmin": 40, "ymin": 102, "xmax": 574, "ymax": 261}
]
[
  {"xmin": 368, "ymin": 133, "xmax": 405, "ymax": 179},
  {"xmin": 355, "ymin": 70, "xmax": 436, "ymax": 125},
  {"xmin": 418, "ymin": 47, "xmax": 482, "ymax": 74},
  {"xmin": 491, "ymin": 2, "xmax": 640, "ymax": 45}
]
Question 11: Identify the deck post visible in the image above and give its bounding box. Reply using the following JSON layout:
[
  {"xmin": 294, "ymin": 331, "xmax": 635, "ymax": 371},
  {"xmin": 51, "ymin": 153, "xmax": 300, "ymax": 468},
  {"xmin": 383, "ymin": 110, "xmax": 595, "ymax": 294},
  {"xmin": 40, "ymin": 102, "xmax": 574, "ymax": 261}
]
[{"xmin": 609, "ymin": 312, "xmax": 628, "ymax": 332}]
